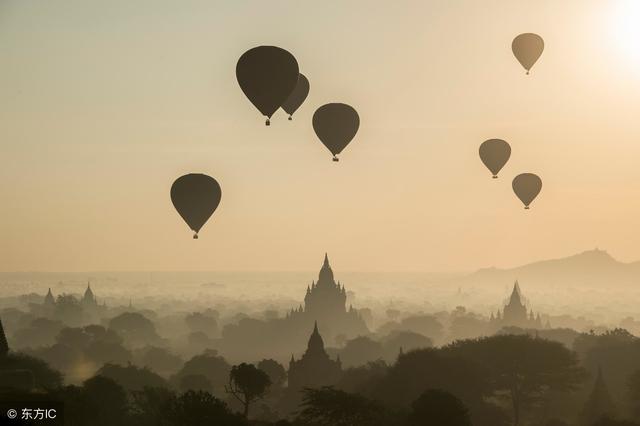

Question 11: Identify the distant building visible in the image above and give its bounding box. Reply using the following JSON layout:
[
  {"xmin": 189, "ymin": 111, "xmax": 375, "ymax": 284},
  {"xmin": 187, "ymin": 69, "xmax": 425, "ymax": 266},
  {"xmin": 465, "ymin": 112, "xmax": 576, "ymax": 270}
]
[
  {"xmin": 288, "ymin": 321, "xmax": 342, "ymax": 391},
  {"xmin": 286, "ymin": 254, "xmax": 368, "ymax": 343},
  {"xmin": 82, "ymin": 282, "xmax": 98, "ymax": 308},
  {"xmin": 0, "ymin": 317, "xmax": 8, "ymax": 356},
  {"xmin": 580, "ymin": 366, "xmax": 616, "ymax": 425},
  {"xmin": 44, "ymin": 288, "xmax": 55, "ymax": 306},
  {"xmin": 490, "ymin": 281, "xmax": 543, "ymax": 329}
]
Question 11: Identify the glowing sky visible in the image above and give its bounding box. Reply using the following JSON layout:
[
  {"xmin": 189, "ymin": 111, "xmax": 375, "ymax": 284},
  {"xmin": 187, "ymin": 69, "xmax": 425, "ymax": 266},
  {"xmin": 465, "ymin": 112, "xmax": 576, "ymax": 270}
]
[{"xmin": 1, "ymin": 0, "xmax": 639, "ymax": 272}]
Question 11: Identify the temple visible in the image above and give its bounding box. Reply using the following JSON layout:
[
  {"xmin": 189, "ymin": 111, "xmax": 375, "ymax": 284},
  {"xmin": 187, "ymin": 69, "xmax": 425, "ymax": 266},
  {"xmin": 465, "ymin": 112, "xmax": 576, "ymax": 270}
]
[
  {"xmin": 82, "ymin": 282, "xmax": 98, "ymax": 308},
  {"xmin": 287, "ymin": 321, "xmax": 342, "ymax": 391},
  {"xmin": 280, "ymin": 321, "xmax": 343, "ymax": 414},
  {"xmin": 490, "ymin": 281, "xmax": 544, "ymax": 329},
  {"xmin": 44, "ymin": 288, "xmax": 55, "ymax": 306},
  {"xmin": 286, "ymin": 254, "xmax": 368, "ymax": 343}
]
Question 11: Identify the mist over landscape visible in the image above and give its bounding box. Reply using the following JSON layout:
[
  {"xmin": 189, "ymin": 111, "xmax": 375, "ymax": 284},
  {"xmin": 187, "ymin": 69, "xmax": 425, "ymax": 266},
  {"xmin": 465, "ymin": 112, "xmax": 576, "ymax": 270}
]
[{"xmin": 2, "ymin": 1, "xmax": 640, "ymax": 425}]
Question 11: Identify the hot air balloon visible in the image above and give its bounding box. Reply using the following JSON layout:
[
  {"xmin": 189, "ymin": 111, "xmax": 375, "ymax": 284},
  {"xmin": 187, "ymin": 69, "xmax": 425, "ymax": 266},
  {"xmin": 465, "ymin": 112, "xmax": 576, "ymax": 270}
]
[
  {"xmin": 512, "ymin": 173, "xmax": 542, "ymax": 209},
  {"xmin": 312, "ymin": 103, "xmax": 360, "ymax": 162},
  {"xmin": 236, "ymin": 46, "xmax": 299, "ymax": 125},
  {"xmin": 512, "ymin": 33, "xmax": 544, "ymax": 74},
  {"xmin": 171, "ymin": 174, "xmax": 222, "ymax": 239},
  {"xmin": 479, "ymin": 139, "xmax": 511, "ymax": 178},
  {"xmin": 281, "ymin": 73, "xmax": 310, "ymax": 120}
]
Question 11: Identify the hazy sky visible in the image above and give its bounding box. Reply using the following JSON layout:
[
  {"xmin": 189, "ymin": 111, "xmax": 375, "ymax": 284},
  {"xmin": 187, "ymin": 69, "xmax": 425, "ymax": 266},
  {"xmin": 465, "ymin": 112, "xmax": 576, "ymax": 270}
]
[{"xmin": 1, "ymin": 0, "xmax": 640, "ymax": 272}]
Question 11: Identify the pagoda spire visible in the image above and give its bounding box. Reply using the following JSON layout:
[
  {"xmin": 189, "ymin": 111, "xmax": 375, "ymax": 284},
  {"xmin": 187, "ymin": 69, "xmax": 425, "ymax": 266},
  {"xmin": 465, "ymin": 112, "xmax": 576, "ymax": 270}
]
[
  {"xmin": 508, "ymin": 280, "xmax": 524, "ymax": 306},
  {"xmin": 44, "ymin": 288, "xmax": 55, "ymax": 305},
  {"xmin": 324, "ymin": 253, "xmax": 329, "ymax": 267},
  {"xmin": 307, "ymin": 321, "xmax": 326, "ymax": 354}
]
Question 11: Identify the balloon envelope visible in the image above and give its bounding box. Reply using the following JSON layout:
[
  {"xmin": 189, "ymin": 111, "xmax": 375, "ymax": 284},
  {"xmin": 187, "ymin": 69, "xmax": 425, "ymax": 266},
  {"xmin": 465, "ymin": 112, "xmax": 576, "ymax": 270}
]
[
  {"xmin": 281, "ymin": 73, "xmax": 310, "ymax": 119},
  {"xmin": 512, "ymin": 173, "xmax": 542, "ymax": 209},
  {"xmin": 236, "ymin": 46, "xmax": 299, "ymax": 123},
  {"xmin": 479, "ymin": 139, "xmax": 511, "ymax": 178},
  {"xmin": 312, "ymin": 103, "xmax": 360, "ymax": 161},
  {"xmin": 512, "ymin": 33, "xmax": 544, "ymax": 74},
  {"xmin": 171, "ymin": 174, "xmax": 222, "ymax": 238}
]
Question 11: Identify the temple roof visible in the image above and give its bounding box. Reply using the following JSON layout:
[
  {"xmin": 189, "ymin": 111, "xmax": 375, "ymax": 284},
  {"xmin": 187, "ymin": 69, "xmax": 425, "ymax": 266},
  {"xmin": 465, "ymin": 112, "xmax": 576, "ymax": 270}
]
[
  {"xmin": 318, "ymin": 253, "xmax": 335, "ymax": 285},
  {"xmin": 307, "ymin": 321, "xmax": 326, "ymax": 354},
  {"xmin": 508, "ymin": 280, "xmax": 524, "ymax": 307},
  {"xmin": 44, "ymin": 288, "xmax": 55, "ymax": 304}
]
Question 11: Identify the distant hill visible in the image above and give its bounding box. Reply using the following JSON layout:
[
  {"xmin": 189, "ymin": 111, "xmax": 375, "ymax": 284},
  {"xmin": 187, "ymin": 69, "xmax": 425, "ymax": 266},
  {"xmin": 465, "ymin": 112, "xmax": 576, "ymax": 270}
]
[{"xmin": 463, "ymin": 249, "xmax": 640, "ymax": 288}]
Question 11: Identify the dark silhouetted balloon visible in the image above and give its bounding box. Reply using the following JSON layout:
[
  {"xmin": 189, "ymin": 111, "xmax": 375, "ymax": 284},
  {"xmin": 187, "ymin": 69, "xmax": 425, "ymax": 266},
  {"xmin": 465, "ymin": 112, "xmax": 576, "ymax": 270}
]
[
  {"xmin": 479, "ymin": 139, "xmax": 511, "ymax": 178},
  {"xmin": 281, "ymin": 73, "xmax": 309, "ymax": 120},
  {"xmin": 312, "ymin": 103, "xmax": 360, "ymax": 162},
  {"xmin": 236, "ymin": 46, "xmax": 299, "ymax": 125},
  {"xmin": 512, "ymin": 33, "xmax": 544, "ymax": 74},
  {"xmin": 171, "ymin": 174, "xmax": 222, "ymax": 239},
  {"xmin": 512, "ymin": 173, "xmax": 542, "ymax": 209}
]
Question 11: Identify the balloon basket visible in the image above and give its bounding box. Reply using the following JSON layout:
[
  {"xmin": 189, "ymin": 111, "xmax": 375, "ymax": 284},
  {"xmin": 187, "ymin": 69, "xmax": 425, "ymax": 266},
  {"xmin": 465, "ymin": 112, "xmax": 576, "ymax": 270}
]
[
  {"xmin": 193, "ymin": 233, "xmax": 199, "ymax": 239},
  {"xmin": 288, "ymin": 116, "xmax": 292, "ymax": 121},
  {"xmin": 265, "ymin": 119, "xmax": 270, "ymax": 126},
  {"xmin": 332, "ymin": 156, "xmax": 339, "ymax": 162},
  {"xmin": 524, "ymin": 206, "xmax": 530, "ymax": 210},
  {"xmin": 492, "ymin": 175, "xmax": 498, "ymax": 179}
]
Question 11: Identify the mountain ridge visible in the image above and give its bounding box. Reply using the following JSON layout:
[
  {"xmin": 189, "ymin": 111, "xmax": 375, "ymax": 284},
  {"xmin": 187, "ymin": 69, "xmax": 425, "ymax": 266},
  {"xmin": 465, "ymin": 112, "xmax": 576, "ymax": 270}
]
[{"xmin": 467, "ymin": 249, "xmax": 640, "ymax": 288}]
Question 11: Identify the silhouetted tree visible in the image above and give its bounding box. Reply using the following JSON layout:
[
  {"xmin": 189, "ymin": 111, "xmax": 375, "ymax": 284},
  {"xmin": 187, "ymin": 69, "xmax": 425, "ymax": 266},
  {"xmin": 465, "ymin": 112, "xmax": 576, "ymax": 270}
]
[
  {"xmin": 296, "ymin": 386, "xmax": 394, "ymax": 426},
  {"xmin": 398, "ymin": 315, "xmax": 445, "ymax": 342},
  {"xmin": 185, "ymin": 312, "xmax": 218, "ymax": 337},
  {"xmin": 407, "ymin": 389, "xmax": 472, "ymax": 426},
  {"xmin": 11, "ymin": 317, "xmax": 64, "ymax": 349},
  {"xmin": 370, "ymin": 349, "xmax": 492, "ymax": 414},
  {"xmin": 542, "ymin": 419, "xmax": 570, "ymax": 426},
  {"xmin": 337, "ymin": 360, "xmax": 389, "ymax": 394},
  {"xmin": 629, "ymin": 370, "xmax": 640, "ymax": 420},
  {"xmin": 574, "ymin": 329, "xmax": 640, "ymax": 407},
  {"xmin": 97, "ymin": 363, "xmax": 168, "ymax": 392},
  {"xmin": 85, "ymin": 339, "xmax": 132, "ymax": 366},
  {"xmin": 54, "ymin": 294, "xmax": 83, "ymax": 325},
  {"xmin": 450, "ymin": 311, "xmax": 489, "ymax": 341},
  {"xmin": 169, "ymin": 390, "xmax": 245, "ymax": 426},
  {"xmin": 109, "ymin": 312, "xmax": 160, "ymax": 347},
  {"xmin": 226, "ymin": 363, "xmax": 271, "ymax": 418},
  {"xmin": 0, "ymin": 352, "xmax": 62, "ymax": 389},
  {"xmin": 180, "ymin": 374, "xmax": 213, "ymax": 393},
  {"xmin": 446, "ymin": 334, "xmax": 586, "ymax": 426},
  {"xmin": 340, "ymin": 336, "xmax": 384, "ymax": 367},
  {"xmin": 257, "ymin": 359, "xmax": 286, "ymax": 388},
  {"xmin": 592, "ymin": 418, "xmax": 640, "ymax": 426},
  {"xmin": 136, "ymin": 346, "xmax": 183, "ymax": 376},
  {"xmin": 187, "ymin": 331, "xmax": 216, "ymax": 354},
  {"xmin": 81, "ymin": 376, "xmax": 129, "ymax": 426},
  {"xmin": 56, "ymin": 326, "xmax": 92, "ymax": 349},
  {"xmin": 129, "ymin": 386, "xmax": 174, "ymax": 426},
  {"xmin": 381, "ymin": 331, "xmax": 432, "ymax": 361},
  {"xmin": 173, "ymin": 350, "xmax": 230, "ymax": 397}
]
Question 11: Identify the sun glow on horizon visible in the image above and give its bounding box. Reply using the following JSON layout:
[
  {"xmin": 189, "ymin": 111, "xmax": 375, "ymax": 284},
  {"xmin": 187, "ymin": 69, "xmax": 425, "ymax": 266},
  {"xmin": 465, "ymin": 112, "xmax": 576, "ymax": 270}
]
[{"xmin": 610, "ymin": 0, "xmax": 640, "ymax": 68}]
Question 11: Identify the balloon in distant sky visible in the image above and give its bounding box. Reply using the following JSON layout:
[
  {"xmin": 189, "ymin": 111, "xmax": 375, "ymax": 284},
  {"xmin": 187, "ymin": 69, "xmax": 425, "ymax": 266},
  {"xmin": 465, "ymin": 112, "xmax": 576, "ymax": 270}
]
[
  {"xmin": 171, "ymin": 174, "xmax": 222, "ymax": 239},
  {"xmin": 281, "ymin": 73, "xmax": 310, "ymax": 120},
  {"xmin": 512, "ymin": 33, "xmax": 544, "ymax": 74},
  {"xmin": 512, "ymin": 173, "xmax": 542, "ymax": 209},
  {"xmin": 479, "ymin": 139, "xmax": 511, "ymax": 178},
  {"xmin": 312, "ymin": 103, "xmax": 360, "ymax": 162},
  {"xmin": 236, "ymin": 46, "xmax": 299, "ymax": 125}
]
